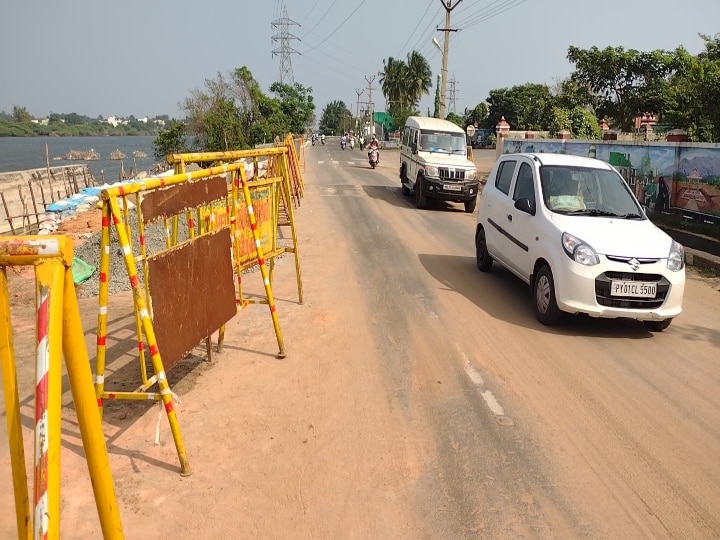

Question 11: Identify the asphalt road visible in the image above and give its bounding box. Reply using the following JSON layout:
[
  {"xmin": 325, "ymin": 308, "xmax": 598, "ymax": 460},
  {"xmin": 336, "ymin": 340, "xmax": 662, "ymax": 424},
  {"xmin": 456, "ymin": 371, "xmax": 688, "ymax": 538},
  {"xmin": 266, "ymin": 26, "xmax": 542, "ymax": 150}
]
[{"xmin": 305, "ymin": 141, "xmax": 720, "ymax": 538}]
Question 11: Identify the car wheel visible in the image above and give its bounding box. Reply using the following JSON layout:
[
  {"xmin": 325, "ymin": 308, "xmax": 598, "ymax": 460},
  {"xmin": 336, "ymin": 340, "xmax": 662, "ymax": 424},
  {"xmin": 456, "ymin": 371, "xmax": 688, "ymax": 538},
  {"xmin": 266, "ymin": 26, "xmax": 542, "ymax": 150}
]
[
  {"xmin": 415, "ymin": 176, "xmax": 428, "ymax": 209},
  {"xmin": 475, "ymin": 226, "xmax": 493, "ymax": 272},
  {"xmin": 534, "ymin": 265, "xmax": 561, "ymax": 325},
  {"xmin": 643, "ymin": 319, "xmax": 672, "ymax": 332},
  {"xmin": 400, "ymin": 166, "xmax": 411, "ymax": 196},
  {"xmin": 464, "ymin": 196, "xmax": 477, "ymax": 213}
]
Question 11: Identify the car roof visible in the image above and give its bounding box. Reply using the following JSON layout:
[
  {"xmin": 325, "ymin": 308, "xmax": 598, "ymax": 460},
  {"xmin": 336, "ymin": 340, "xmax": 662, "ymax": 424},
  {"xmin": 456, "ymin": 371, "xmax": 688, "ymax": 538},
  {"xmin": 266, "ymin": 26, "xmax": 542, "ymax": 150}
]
[
  {"xmin": 504, "ymin": 152, "xmax": 613, "ymax": 170},
  {"xmin": 405, "ymin": 116, "xmax": 465, "ymax": 134}
]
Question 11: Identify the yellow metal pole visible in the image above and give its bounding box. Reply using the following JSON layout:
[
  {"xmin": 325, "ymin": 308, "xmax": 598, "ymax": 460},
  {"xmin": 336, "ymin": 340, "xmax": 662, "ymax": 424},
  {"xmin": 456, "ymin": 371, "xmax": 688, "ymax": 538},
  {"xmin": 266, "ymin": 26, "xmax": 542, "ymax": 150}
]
[
  {"xmin": 279, "ymin": 155, "xmax": 304, "ymax": 305},
  {"xmin": 238, "ymin": 168, "xmax": 286, "ymax": 358},
  {"xmin": 33, "ymin": 256, "xmax": 66, "ymax": 539},
  {"xmin": 62, "ymin": 263, "xmax": 125, "ymax": 539},
  {"xmin": 95, "ymin": 203, "xmax": 112, "ymax": 418},
  {"xmin": 0, "ymin": 265, "xmax": 31, "ymax": 540},
  {"xmin": 107, "ymin": 197, "xmax": 192, "ymax": 476}
]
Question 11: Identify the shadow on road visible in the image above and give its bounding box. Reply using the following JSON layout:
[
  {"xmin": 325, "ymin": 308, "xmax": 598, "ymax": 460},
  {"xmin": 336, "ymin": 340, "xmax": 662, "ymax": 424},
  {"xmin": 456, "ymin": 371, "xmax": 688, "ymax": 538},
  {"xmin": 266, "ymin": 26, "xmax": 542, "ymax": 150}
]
[
  {"xmin": 418, "ymin": 253, "xmax": 654, "ymax": 339},
  {"xmin": 362, "ymin": 185, "xmax": 468, "ymax": 213}
]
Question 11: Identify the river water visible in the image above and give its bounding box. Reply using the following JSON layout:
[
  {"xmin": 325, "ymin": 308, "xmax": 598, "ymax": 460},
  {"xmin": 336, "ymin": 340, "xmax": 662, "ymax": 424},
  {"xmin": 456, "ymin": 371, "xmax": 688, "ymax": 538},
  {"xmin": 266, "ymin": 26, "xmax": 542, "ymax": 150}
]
[{"xmin": 0, "ymin": 135, "xmax": 157, "ymax": 182}]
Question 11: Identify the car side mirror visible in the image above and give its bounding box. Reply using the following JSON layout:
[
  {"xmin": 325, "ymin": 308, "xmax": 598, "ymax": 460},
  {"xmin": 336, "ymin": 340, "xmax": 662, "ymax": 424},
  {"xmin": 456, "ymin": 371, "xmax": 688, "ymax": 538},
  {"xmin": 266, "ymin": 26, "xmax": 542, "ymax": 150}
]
[{"xmin": 514, "ymin": 197, "xmax": 535, "ymax": 215}]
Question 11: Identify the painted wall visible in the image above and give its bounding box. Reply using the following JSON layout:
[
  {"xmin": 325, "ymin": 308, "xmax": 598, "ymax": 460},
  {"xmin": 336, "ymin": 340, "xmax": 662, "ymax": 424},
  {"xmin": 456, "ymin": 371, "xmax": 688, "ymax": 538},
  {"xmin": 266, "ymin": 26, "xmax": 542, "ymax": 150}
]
[{"xmin": 502, "ymin": 138, "xmax": 720, "ymax": 221}]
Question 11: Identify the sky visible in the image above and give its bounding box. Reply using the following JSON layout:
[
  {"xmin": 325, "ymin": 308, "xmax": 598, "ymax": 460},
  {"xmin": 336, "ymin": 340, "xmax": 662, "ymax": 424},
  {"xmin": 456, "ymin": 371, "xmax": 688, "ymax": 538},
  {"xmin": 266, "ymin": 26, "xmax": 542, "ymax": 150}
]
[{"xmin": 1, "ymin": 0, "xmax": 718, "ymax": 124}]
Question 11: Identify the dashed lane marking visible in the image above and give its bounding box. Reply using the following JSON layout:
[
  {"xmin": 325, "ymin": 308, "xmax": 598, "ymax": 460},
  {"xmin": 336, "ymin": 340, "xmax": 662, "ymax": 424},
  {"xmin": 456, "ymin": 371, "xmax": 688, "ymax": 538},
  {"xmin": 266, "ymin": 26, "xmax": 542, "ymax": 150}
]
[{"xmin": 456, "ymin": 343, "xmax": 513, "ymax": 425}]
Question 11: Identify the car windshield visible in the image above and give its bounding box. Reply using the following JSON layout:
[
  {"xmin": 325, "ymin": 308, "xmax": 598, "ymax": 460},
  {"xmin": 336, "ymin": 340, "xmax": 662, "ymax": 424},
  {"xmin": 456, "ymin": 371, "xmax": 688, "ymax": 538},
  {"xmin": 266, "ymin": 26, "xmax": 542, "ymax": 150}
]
[
  {"xmin": 539, "ymin": 165, "xmax": 644, "ymax": 218},
  {"xmin": 420, "ymin": 130, "xmax": 466, "ymax": 154}
]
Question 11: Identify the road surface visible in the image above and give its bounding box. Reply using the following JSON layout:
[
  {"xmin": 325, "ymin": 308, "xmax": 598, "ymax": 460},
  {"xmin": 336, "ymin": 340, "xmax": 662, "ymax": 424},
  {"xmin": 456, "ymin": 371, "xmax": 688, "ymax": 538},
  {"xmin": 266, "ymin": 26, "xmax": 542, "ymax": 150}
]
[{"xmin": 1, "ymin": 143, "xmax": 719, "ymax": 539}]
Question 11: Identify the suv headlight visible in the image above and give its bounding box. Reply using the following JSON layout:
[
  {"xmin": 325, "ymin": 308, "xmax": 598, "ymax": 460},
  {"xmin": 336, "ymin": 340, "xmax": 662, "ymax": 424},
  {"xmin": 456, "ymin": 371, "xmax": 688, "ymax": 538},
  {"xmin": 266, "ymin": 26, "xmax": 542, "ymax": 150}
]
[
  {"xmin": 562, "ymin": 232, "xmax": 599, "ymax": 266},
  {"xmin": 667, "ymin": 240, "xmax": 684, "ymax": 271},
  {"xmin": 466, "ymin": 169, "xmax": 477, "ymax": 180},
  {"xmin": 424, "ymin": 165, "xmax": 438, "ymax": 177}
]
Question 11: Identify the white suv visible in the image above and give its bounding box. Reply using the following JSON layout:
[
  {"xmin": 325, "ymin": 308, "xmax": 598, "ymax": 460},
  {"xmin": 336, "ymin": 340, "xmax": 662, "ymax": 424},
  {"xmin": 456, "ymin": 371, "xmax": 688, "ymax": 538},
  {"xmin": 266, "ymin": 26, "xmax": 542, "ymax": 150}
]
[{"xmin": 475, "ymin": 153, "xmax": 685, "ymax": 331}]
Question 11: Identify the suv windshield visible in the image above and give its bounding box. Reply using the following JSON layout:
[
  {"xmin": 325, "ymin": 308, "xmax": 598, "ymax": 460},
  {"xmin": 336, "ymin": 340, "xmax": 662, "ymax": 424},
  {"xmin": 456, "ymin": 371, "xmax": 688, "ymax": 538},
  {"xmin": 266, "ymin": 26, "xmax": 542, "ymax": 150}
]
[
  {"xmin": 540, "ymin": 165, "xmax": 644, "ymax": 218},
  {"xmin": 419, "ymin": 130, "xmax": 466, "ymax": 154}
]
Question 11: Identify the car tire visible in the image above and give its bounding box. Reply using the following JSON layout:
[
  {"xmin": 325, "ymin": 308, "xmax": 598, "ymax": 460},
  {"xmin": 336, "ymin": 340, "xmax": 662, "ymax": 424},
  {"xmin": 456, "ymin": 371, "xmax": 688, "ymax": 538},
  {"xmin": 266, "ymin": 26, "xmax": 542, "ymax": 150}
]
[
  {"xmin": 400, "ymin": 166, "xmax": 411, "ymax": 196},
  {"xmin": 643, "ymin": 319, "xmax": 672, "ymax": 332},
  {"xmin": 415, "ymin": 176, "xmax": 428, "ymax": 209},
  {"xmin": 464, "ymin": 196, "xmax": 477, "ymax": 213},
  {"xmin": 534, "ymin": 265, "xmax": 561, "ymax": 325},
  {"xmin": 475, "ymin": 226, "xmax": 493, "ymax": 272}
]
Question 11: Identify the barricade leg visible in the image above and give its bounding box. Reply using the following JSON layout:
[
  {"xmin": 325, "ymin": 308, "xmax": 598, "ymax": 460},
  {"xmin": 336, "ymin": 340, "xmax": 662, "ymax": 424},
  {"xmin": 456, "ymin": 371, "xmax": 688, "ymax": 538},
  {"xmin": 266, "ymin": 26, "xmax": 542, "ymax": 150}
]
[
  {"xmin": 108, "ymin": 197, "xmax": 192, "ymax": 476},
  {"xmin": 33, "ymin": 258, "xmax": 65, "ymax": 538},
  {"xmin": 95, "ymin": 204, "xmax": 112, "ymax": 418},
  {"xmin": 0, "ymin": 267, "xmax": 31, "ymax": 539},
  {"xmin": 62, "ymin": 267, "xmax": 124, "ymax": 539}
]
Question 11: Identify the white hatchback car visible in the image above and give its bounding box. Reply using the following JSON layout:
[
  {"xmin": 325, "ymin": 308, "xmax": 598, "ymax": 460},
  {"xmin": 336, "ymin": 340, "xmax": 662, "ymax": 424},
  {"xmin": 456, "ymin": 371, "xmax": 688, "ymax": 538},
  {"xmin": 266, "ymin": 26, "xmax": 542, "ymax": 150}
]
[{"xmin": 475, "ymin": 152, "xmax": 685, "ymax": 331}]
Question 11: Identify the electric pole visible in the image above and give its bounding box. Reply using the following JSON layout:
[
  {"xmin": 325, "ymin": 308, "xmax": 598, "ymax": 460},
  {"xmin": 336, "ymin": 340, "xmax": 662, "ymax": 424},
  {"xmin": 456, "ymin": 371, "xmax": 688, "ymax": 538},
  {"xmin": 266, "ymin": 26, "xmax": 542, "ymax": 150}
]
[
  {"xmin": 271, "ymin": 5, "xmax": 300, "ymax": 84},
  {"xmin": 355, "ymin": 88, "xmax": 363, "ymax": 133},
  {"xmin": 365, "ymin": 75, "xmax": 375, "ymax": 137},
  {"xmin": 437, "ymin": 0, "xmax": 462, "ymax": 119}
]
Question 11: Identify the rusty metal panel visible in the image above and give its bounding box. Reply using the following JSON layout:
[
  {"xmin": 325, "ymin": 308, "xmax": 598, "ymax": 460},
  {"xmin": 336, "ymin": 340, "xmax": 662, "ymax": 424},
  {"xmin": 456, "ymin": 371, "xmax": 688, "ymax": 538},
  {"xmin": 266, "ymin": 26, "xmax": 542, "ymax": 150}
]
[
  {"xmin": 148, "ymin": 227, "xmax": 236, "ymax": 370},
  {"xmin": 141, "ymin": 175, "xmax": 228, "ymax": 223}
]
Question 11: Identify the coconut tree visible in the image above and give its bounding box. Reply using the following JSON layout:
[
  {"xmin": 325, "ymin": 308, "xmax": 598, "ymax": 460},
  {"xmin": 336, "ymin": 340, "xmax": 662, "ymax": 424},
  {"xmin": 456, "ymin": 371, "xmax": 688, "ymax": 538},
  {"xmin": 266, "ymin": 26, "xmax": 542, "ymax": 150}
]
[{"xmin": 405, "ymin": 50, "xmax": 433, "ymax": 109}]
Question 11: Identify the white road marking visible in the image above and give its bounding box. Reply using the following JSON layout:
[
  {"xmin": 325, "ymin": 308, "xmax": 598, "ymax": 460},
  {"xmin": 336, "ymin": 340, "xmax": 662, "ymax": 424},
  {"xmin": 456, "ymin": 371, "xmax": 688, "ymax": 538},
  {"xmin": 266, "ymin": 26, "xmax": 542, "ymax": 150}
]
[
  {"xmin": 331, "ymin": 160, "xmax": 339, "ymax": 165},
  {"xmin": 456, "ymin": 343, "xmax": 508, "ymax": 418},
  {"xmin": 317, "ymin": 160, "xmax": 325, "ymax": 164}
]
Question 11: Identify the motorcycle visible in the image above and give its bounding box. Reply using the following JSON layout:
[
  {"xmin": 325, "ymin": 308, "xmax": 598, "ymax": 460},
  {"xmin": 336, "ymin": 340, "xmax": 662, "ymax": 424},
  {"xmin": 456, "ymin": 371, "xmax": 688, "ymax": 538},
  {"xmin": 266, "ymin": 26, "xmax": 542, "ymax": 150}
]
[
  {"xmin": 368, "ymin": 148, "xmax": 379, "ymax": 169},
  {"xmin": 349, "ymin": 138, "xmax": 355, "ymax": 150},
  {"xmin": 340, "ymin": 138, "xmax": 346, "ymax": 150},
  {"xmin": 321, "ymin": 137, "xmax": 325, "ymax": 145}
]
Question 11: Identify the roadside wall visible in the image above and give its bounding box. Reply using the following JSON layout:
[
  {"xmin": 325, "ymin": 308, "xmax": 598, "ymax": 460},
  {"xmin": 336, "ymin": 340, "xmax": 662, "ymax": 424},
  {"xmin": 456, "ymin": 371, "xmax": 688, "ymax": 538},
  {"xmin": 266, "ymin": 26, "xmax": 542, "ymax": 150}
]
[
  {"xmin": 0, "ymin": 165, "xmax": 97, "ymax": 234},
  {"xmin": 501, "ymin": 138, "xmax": 720, "ymax": 226}
]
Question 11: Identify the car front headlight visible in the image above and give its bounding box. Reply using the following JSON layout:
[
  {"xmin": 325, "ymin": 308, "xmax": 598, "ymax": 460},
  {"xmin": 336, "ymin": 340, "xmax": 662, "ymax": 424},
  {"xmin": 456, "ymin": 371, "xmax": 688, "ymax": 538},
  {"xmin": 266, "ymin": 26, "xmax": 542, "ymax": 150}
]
[
  {"xmin": 562, "ymin": 232, "xmax": 599, "ymax": 266},
  {"xmin": 466, "ymin": 169, "xmax": 477, "ymax": 180},
  {"xmin": 424, "ymin": 165, "xmax": 438, "ymax": 177},
  {"xmin": 667, "ymin": 240, "xmax": 684, "ymax": 271}
]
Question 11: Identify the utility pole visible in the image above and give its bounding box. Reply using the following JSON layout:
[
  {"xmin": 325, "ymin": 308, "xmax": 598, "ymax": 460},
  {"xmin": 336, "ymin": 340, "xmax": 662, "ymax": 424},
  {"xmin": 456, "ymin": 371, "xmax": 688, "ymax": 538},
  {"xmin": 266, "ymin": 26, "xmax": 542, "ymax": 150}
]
[
  {"xmin": 437, "ymin": 0, "xmax": 462, "ymax": 119},
  {"xmin": 355, "ymin": 88, "xmax": 363, "ymax": 133},
  {"xmin": 365, "ymin": 75, "xmax": 375, "ymax": 137},
  {"xmin": 271, "ymin": 5, "xmax": 300, "ymax": 84}
]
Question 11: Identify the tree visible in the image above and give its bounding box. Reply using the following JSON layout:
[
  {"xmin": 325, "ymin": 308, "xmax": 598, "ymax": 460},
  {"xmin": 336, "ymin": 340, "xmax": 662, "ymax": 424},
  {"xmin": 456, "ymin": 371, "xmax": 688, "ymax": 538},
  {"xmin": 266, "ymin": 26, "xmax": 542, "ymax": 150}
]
[
  {"xmin": 463, "ymin": 102, "xmax": 488, "ymax": 127},
  {"xmin": 319, "ymin": 100, "xmax": 352, "ymax": 135},
  {"xmin": 433, "ymin": 75, "xmax": 441, "ymax": 118},
  {"xmin": 664, "ymin": 33, "xmax": 720, "ymax": 142},
  {"xmin": 567, "ymin": 45, "xmax": 678, "ymax": 132},
  {"xmin": 269, "ymin": 81, "xmax": 315, "ymax": 135},
  {"xmin": 153, "ymin": 120, "xmax": 189, "ymax": 161},
  {"xmin": 547, "ymin": 106, "xmax": 601, "ymax": 139},
  {"xmin": 12, "ymin": 106, "xmax": 32, "ymax": 123},
  {"xmin": 380, "ymin": 50, "xmax": 432, "ymax": 126},
  {"xmin": 405, "ymin": 50, "xmax": 432, "ymax": 110},
  {"xmin": 445, "ymin": 112, "xmax": 464, "ymax": 128},
  {"xmin": 484, "ymin": 84, "xmax": 554, "ymax": 130}
]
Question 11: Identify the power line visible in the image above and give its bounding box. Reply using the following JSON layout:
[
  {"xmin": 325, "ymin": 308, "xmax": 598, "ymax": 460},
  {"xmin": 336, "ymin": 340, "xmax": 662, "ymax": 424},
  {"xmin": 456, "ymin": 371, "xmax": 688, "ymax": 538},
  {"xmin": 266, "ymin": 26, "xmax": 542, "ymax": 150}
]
[
  {"xmin": 302, "ymin": 0, "xmax": 368, "ymax": 54},
  {"xmin": 301, "ymin": 0, "xmax": 339, "ymax": 38},
  {"xmin": 396, "ymin": 1, "xmax": 436, "ymax": 57},
  {"xmin": 299, "ymin": 0, "xmax": 322, "ymax": 24}
]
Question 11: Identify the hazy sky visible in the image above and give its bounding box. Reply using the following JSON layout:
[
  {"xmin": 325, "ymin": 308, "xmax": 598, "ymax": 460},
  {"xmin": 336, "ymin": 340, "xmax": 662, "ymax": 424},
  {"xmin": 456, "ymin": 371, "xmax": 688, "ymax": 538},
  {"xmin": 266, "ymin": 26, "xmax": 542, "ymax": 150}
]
[{"xmin": 1, "ymin": 0, "xmax": 718, "ymax": 122}]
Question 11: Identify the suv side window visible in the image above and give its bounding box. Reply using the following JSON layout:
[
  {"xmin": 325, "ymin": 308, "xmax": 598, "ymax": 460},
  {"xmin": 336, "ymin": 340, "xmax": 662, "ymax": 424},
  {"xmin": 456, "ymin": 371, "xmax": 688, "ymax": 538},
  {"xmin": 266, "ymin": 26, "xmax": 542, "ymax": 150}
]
[
  {"xmin": 513, "ymin": 162, "xmax": 536, "ymax": 207},
  {"xmin": 495, "ymin": 160, "xmax": 517, "ymax": 195}
]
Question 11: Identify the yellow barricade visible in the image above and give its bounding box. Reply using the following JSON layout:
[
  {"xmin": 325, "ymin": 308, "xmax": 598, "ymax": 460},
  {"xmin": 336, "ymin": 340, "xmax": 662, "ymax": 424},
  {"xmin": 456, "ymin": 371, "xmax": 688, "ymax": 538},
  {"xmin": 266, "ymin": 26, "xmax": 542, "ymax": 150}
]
[
  {"xmin": 0, "ymin": 236, "xmax": 123, "ymax": 539},
  {"xmin": 95, "ymin": 146, "xmax": 303, "ymax": 475}
]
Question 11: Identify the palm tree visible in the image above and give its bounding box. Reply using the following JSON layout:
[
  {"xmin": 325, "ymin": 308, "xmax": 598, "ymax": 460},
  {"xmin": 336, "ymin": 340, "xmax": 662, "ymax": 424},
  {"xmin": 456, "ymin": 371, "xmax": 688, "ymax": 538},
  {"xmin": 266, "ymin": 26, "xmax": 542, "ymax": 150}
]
[
  {"xmin": 380, "ymin": 57, "xmax": 408, "ymax": 114},
  {"xmin": 405, "ymin": 50, "xmax": 432, "ymax": 109}
]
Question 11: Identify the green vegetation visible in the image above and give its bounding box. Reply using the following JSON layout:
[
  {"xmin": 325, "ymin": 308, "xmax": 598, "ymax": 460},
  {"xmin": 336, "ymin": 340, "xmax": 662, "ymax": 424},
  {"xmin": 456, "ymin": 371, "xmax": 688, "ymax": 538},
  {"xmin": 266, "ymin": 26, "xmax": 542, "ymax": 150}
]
[{"xmin": 0, "ymin": 107, "xmax": 164, "ymax": 137}]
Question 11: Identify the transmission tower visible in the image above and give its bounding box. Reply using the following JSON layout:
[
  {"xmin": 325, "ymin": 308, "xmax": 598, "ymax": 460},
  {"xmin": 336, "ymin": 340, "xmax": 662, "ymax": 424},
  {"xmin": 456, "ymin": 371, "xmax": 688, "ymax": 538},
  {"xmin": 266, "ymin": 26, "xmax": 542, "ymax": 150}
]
[
  {"xmin": 448, "ymin": 76, "xmax": 458, "ymax": 113},
  {"xmin": 271, "ymin": 5, "xmax": 300, "ymax": 84}
]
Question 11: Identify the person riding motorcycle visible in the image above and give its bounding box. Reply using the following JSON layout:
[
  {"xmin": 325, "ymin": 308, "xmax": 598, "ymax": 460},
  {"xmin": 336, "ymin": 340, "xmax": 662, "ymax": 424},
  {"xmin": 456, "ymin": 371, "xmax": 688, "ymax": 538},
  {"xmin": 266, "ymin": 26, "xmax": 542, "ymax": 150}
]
[
  {"xmin": 368, "ymin": 135, "xmax": 380, "ymax": 164},
  {"xmin": 320, "ymin": 134, "xmax": 326, "ymax": 145}
]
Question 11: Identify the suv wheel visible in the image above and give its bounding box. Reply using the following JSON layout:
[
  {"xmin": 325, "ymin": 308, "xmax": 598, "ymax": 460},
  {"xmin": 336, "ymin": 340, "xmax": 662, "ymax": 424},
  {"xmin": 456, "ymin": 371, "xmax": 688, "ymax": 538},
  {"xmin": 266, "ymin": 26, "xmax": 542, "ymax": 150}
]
[
  {"xmin": 643, "ymin": 319, "xmax": 672, "ymax": 332},
  {"xmin": 475, "ymin": 226, "xmax": 493, "ymax": 272},
  {"xmin": 464, "ymin": 196, "xmax": 477, "ymax": 213},
  {"xmin": 534, "ymin": 265, "xmax": 561, "ymax": 325},
  {"xmin": 400, "ymin": 165, "xmax": 411, "ymax": 196},
  {"xmin": 415, "ymin": 176, "xmax": 428, "ymax": 209}
]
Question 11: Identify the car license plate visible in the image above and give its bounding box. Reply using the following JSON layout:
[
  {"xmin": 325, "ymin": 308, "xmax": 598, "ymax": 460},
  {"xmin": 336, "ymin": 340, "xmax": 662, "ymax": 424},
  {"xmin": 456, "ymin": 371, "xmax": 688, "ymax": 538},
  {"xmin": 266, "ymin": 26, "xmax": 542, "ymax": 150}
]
[
  {"xmin": 443, "ymin": 184, "xmax": 462, "ymax": 191},
  {"xmin": 610, "ymin": 280, "xmax": 656, "ymax": 298}
]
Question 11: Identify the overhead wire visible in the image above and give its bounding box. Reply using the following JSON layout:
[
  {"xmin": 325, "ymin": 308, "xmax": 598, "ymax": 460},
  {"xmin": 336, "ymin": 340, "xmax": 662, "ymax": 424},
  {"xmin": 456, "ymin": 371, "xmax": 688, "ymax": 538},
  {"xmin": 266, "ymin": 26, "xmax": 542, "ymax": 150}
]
[
  {"xmin": 396, "ymin": 0, "xmax": 436, "ymax": 57},
  {"xmin": 299, "ymin": 0, "xmax": 322, "ymax": 24},
  {"xmin": 301, "ymin": 0, "xmax": 339, "ymax": 39},
  {"xmin": 301, "ymin": 0, "xmax": 368, "ymax": 54}
]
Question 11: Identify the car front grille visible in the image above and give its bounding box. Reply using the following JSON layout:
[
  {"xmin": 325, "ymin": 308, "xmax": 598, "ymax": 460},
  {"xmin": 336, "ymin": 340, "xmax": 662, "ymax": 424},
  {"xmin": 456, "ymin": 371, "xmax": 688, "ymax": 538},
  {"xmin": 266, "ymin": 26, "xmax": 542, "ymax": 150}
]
[
  {"xmin": 594, "ymin": 271, "xmax": 670, "ymax": 309},
  {"xmin": 606, "ymin": 255, "xmax": 660, "ymax": 264},
  {"xmin": 438, "ymin": 167, "xmax": 465, "ymax": 180}
]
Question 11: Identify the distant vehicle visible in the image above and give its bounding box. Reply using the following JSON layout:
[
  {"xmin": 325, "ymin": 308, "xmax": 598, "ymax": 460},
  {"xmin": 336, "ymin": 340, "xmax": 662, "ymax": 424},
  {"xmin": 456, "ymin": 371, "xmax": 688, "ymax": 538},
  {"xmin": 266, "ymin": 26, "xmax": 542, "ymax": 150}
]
[
  {"xmin": 399, "ymin": 116, "xmax": 480, "ymax": 213},
  {"xmin": 470, "ymin": 128, "xmax": 494, "ymax": 149},
  {"xmin": 474, "ymin": 152, "xmax": 685, "ymax": 330}
]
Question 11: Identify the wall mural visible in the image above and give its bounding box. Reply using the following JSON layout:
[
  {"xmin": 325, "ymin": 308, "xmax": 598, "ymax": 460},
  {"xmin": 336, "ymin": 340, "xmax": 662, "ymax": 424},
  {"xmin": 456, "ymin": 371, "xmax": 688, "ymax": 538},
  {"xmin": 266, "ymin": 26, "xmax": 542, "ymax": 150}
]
[{"xmin": 503, "ymin": 139, "xmax": 720, "ymax": 219}]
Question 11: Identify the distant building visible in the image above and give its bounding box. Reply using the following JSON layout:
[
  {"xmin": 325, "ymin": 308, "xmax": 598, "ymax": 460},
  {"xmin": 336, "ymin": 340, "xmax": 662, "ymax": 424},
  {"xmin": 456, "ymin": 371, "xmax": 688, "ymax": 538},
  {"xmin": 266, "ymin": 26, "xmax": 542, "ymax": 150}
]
[{"xmin": 107, "ymin": 115, "xmax": 121, "ymax": 127}]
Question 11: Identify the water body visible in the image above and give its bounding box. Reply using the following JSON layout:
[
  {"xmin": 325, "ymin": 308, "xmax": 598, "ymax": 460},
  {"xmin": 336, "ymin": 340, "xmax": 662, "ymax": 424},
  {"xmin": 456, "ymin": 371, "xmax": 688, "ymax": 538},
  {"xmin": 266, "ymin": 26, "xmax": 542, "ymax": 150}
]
[{"xmin": 0, "ymin": 135, "xmax": 157, "ymax": 181}]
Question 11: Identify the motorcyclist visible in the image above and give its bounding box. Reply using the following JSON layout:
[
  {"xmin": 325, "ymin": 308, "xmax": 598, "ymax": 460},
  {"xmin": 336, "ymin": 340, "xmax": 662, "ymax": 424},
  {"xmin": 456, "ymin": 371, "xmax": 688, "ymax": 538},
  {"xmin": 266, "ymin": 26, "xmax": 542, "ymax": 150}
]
[
  {"xmin": 340, "ymin": 134, "xmax": 347, "ymax": 149},
  {"xmin": 368, "ymin": 135, "xmax": 380, "ymax": 163},
  {"xmin": 320, "ymin": 134, "xmax": 326, "ymax": 145}
]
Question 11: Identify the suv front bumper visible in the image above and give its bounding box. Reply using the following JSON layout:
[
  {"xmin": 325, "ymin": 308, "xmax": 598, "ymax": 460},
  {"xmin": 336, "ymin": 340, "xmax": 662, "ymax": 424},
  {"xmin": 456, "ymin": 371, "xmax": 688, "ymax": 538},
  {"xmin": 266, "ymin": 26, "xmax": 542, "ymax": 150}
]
[{"xmin": 421, "ymin": 177, "xmax": 480, "ymax": 202}]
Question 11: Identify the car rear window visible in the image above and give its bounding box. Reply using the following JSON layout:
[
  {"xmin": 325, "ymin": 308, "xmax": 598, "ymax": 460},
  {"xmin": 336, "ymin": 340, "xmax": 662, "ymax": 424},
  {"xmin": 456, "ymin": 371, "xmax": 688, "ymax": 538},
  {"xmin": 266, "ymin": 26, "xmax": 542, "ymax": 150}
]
[{"xmin": 495, "ymin": 160, "xmax": 517, "ymax": 195}]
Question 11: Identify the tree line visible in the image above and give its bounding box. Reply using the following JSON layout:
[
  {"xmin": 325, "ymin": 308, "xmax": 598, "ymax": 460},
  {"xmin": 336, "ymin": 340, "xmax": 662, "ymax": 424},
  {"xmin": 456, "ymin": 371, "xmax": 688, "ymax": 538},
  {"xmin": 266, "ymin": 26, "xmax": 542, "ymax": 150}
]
[{"xmin": 321, "ymin": 32, "xmax": 720, "ymax": 143}]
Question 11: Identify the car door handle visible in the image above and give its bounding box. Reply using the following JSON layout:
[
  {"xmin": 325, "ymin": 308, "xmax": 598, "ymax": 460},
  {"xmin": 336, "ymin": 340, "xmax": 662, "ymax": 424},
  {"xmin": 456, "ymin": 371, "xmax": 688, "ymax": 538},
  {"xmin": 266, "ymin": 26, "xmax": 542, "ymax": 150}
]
[{"xmin": 507, "ymin": 214, "xmax": 513, "ymax": 222}]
